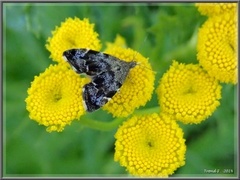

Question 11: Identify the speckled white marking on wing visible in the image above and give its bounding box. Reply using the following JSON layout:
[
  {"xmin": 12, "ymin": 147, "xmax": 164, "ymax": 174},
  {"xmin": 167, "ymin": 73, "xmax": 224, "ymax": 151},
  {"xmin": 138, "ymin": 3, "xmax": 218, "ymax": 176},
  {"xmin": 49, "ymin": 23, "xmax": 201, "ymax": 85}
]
[
  {"xmin": 82, "ymin": 87, "xmax": 88, "ymax": 111},
  {"xmin": 62, "ymin": 56, "xmax": 68, "ymax": 62}
]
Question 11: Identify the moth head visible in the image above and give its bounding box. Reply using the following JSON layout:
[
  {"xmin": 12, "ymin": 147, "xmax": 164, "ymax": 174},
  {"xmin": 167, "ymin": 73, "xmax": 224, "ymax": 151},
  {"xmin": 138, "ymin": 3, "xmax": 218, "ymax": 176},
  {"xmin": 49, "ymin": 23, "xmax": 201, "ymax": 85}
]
[{"xmin": 130, "ymin": 61, "xmax": 138, "ymax": 69}]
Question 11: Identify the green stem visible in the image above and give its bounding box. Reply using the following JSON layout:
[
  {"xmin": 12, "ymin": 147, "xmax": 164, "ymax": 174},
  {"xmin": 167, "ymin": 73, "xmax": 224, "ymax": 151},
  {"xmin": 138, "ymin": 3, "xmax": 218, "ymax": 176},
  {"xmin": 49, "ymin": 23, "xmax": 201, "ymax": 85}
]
[
  {"xmin": 79, "ymin": 106, "xmax": 160, "ymax": 131},
  {"xmin": 80, "ymin": 116, "xmax": 126, "ymax": 131},
  {"xmin": 134, "ymin": 106, "xmax": 160, "ymax": 115}
]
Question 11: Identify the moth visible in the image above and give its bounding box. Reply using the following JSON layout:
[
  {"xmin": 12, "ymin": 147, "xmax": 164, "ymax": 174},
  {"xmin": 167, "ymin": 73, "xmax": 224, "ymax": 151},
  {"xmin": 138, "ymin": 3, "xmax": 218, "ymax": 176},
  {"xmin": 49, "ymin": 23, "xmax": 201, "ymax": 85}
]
[{"xmin": 63, "ymin": 48, "xmax": 137, "ymax": 112}]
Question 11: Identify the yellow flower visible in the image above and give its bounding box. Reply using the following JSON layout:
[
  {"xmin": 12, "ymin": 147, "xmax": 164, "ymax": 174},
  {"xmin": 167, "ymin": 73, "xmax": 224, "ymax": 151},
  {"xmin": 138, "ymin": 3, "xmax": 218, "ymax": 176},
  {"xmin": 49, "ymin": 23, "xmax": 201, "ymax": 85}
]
[
  {"xmin": 197, "ymin": 12, "xmax": 237, "ymax": 84},
  {"xmin": 105, "ymin": 34, "xmax": 127, "ymax": 49},
  {"xmin": 25, "ymin": 63, "xmax": 89, "ymax": 132},
  {"xmin": 102, "ymin": 45, "xmax": 155, "ymax": 117},
  {"xmin": 195, "ymin": 3, "xmax": 237, "ymax": 17},
  {"xmin": 46, "ymin": 17, "xmax": 101, "ymax": 63},
  {"xmin": 157, "ymin": 61, "xmax": 222, "ymax": 124},
  {"xmin": 114, "ymin": 113, "xmax": 186, "ymax": 177}
]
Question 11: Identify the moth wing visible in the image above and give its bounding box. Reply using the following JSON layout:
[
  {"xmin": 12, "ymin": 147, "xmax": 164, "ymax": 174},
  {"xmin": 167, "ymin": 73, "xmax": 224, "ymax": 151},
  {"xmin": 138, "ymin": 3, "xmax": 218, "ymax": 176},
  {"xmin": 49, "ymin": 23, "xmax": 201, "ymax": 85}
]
[
  {"xmin": 63, "ymin": 49, "xmax": 114, "ymax": 76},
  {"xmin": 83, "ymin": 83, "xmax": 109, "ymax": 112},
  {"xmin": 63, "ymin": 48, "xmax": 137, "ymax": 112},
  {"xmin": 83, "ymin": 71, "xmax": 122, "ymax": 112}
]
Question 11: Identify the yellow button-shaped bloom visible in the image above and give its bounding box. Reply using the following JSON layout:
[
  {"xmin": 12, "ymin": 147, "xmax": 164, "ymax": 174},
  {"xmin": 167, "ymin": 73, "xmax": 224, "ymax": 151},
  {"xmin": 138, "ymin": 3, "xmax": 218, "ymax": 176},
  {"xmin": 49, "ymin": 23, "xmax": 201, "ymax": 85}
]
[
  {"xmin": 195, "ymin": 3, "xmax": 237, "ymax": 17},
  {"xmin": 105, "ymin": 34, "xmax": 127, "ymax": 49},
  {"xmin": 102, "ymin": 45, "xmax": 155, "ymax": 117},
  {"xmin": 197, "ymin": 12, "xmax": 237, "ymax": 84},
  {"xmin": 157, "ymin": 61, "xmax": 222, "ymax": 124},
  {"xmin": 25, "ymin": 63, "xmax": 89, "ymax": 132},
  {"xmin": 114, "ymin": 113, "xmax": 186, "ymax": 177},
  {"xmin": 46, "ymin": 17, "xmax": 101, "ymax": 63}
]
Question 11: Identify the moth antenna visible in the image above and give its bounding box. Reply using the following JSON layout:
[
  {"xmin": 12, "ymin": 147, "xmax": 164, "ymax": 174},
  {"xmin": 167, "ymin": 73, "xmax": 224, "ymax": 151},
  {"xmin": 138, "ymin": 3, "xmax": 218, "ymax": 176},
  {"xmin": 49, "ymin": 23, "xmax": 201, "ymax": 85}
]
[
  {"xmin": 130, "ymin": 33, "xmax": 159, "ymax": 75},
  {"xmin": 136, "ymin": 62, "xmax": 157, "ymax": 74}
]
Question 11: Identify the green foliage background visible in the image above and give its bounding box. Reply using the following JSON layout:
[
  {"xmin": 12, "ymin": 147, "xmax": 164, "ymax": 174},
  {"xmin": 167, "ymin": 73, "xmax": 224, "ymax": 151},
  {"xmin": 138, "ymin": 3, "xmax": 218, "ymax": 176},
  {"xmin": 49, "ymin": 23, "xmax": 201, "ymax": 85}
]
[{"xmin": 3, "ymin": 2, "xmax": 237, "ymax": 178}]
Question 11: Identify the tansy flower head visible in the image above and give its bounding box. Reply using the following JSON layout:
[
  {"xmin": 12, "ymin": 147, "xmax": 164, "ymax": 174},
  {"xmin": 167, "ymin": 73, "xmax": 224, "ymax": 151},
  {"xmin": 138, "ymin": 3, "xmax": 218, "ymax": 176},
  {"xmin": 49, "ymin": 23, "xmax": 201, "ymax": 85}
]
[
  {"xmin": 195, "ymin": 3, "xmax": 237, "ymax": 17},
  {"xmin": 102, "ymin": 45, "xmax": 155, "ymax": 117},
  {"xmin": 25, "ymin": 63, "xmax": 89, "ymax": 132},
  {"xmin": 197, "ymin": 12, "xmax": 237, "ymax": 84},
  {"xmin": 157, "ymin": 61, "xmax": 222, "ymax": 124},
  {"xmin": 105, "ymin": 34, "xmax": 127, "ymax": 49},
  {"xmin": 46, "ymin": 17, "xmax": 101, "ymax": 63},
  {"xmin": 114, "ymin": 113, "xmax": 186, "ymax": 177}
]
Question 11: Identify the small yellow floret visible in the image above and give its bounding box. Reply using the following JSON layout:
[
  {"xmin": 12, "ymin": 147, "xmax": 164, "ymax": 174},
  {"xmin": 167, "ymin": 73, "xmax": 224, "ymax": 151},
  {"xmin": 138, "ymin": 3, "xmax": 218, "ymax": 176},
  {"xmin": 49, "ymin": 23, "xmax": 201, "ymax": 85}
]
[
  {"xmin": 46, "ymin": 17, "xmax": 101, "ymax": 63},
  {"xmin": 102, "ymin": 46, "xmax": 155, "ymax": 117},
  {"xmin": 114, "ymin": 113, "xmax": 186, "ymax": 177},
  {"xmin": 25, "ymin": 63, "xmax": 89, "ymax": 132},
  {"xmin": 157, "ymin": 61, "xmax": 222, "ymax": 124}
]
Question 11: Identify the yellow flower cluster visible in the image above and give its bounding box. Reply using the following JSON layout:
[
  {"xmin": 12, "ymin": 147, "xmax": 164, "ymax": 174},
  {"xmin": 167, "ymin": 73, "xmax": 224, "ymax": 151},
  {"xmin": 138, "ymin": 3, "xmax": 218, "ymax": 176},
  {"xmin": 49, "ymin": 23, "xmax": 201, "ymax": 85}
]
[
  {"xmin": 197, "ymin": 13, "xmax": 237, "ymax": 83},
  {"xmin": 46, "ymin": 17, "xmax": 101, "ymax": 63},
  {"xmin": 114, "ymin": 113, "xmax": 186, "ymax": 177},
  {"xmin": 26, "ymin": 17, "xmax": 155, "ymax": 131},
  {"xmin": 157, "ymin": 61, "xmax": 222, "ymax": 124},
  {"xmin": 196, "ymin": 4, "xmax": 237, "ymax": 84},
  {"xmin": 195, "ymin": 3, "xmax": 237, "ymax": 17},
  {"xmin": 25, "ymin": 63, "xmax": 89, "ymax": 132},
  {"xmin": 103, "ymin": 45, "xmax": 155, "ymax": 117},
  {"xmin": 26, "ymin": 17, "xmax": 100, "ymax": 132}
]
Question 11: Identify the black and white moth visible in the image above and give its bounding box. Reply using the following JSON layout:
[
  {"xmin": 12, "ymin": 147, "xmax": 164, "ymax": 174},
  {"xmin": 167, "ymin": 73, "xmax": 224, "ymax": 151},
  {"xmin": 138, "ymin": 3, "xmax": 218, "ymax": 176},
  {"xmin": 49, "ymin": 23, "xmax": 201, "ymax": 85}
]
[{"xmin": 63, "ymin": 48, "xmax": 137, "ymax": 112}]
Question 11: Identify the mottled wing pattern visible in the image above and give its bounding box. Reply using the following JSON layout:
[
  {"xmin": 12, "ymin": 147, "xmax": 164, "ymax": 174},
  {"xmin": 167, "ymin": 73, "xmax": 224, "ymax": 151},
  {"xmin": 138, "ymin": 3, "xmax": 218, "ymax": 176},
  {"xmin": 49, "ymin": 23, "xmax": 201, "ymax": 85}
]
[
  {"xmin": 63, "ymin": 49, "xmax": 111, "ymax": 76},
  {"xmin": 63, "ymin": 48, "xmax": 137, "ymax": 112}
]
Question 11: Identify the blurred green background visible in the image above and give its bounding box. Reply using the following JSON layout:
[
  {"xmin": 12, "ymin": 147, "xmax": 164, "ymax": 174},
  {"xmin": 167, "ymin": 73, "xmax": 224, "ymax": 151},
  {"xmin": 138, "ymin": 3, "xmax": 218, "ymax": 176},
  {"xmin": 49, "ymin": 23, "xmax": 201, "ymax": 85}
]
[{"xmin": 3, "ymin": 2, "xmax": 237, "ymax": 178}]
